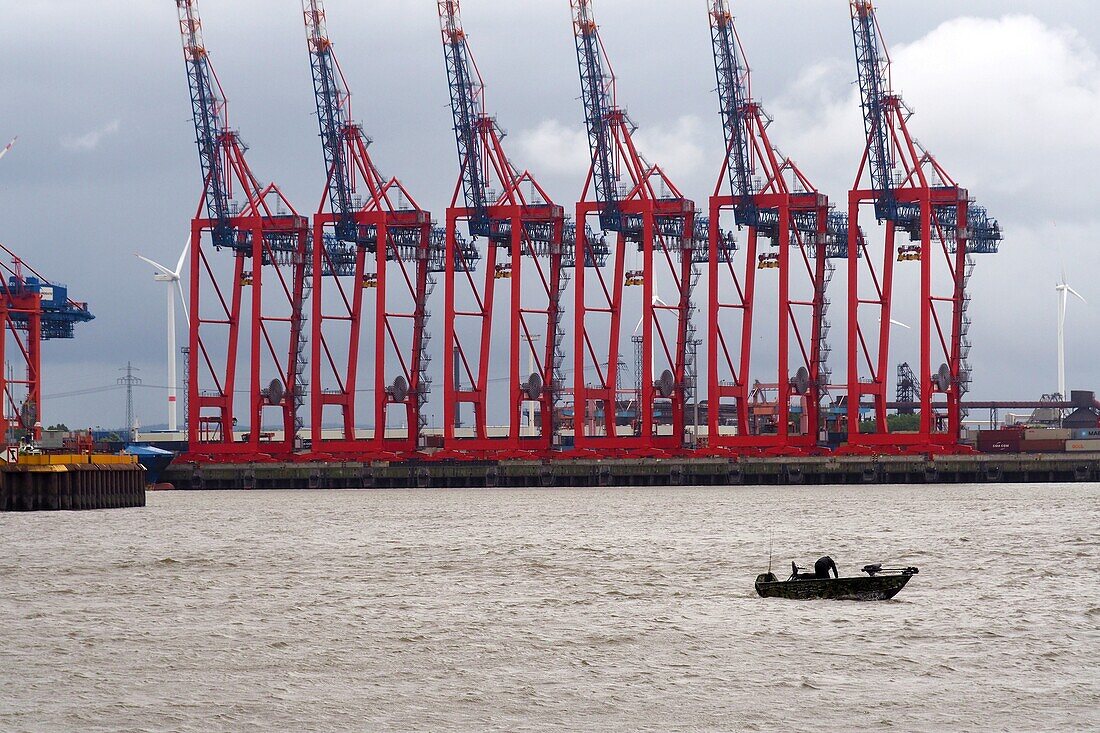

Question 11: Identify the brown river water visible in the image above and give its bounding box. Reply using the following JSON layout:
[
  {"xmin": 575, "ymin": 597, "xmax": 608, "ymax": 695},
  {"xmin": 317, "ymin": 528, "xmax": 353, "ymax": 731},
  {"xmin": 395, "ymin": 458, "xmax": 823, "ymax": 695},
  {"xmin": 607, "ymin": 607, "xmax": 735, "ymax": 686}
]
[{"xmin": 2, "ymin": 484, "xmax": 1097, "ymax": 732}]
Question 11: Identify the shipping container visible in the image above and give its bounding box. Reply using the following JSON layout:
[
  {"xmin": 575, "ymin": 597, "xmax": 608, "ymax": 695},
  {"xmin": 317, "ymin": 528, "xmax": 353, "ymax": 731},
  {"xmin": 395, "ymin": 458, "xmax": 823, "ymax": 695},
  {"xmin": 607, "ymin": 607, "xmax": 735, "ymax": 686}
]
[
  {"xmin": 1066, "ymin": 439, "xmax": 1100, "ymax": 452},
  {"xmin": 979, "ymin": 429, "xmax": 1024, "ymax": 438},
  {"xmin": 1018, "ymin": 439, "xmax": 1066, "ymax": 453},
  {"xmin": 1024, "ymin": 428, "xmax": 1071, "ymax": 441},
  {"xmin": 1073, "ymin": 428, "xmax": 1100, "ymax": 440},
  {"xmin": 977, "ymin": 431, "xmax": 1022, "ymax": 453}
]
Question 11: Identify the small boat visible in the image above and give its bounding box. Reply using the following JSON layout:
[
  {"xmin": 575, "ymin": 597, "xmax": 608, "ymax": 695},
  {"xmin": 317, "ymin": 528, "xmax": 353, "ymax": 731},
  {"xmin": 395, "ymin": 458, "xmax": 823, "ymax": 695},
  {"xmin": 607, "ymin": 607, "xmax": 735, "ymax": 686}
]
[{"xmin": 755, "ymin": 562, "xmax": 919, "ymax": 601}]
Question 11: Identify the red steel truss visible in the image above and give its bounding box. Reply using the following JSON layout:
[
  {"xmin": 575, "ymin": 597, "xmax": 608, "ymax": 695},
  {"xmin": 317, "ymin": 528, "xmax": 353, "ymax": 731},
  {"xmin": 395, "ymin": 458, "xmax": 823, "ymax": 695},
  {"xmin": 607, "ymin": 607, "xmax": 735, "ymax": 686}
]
[
  {"xmin": 844, "ymin": 0, "xmax": 1000, "ymax": 454},
  {"xmin": 0, "ymin": 267, "xmax": 40, "ymax": 445},
  {"xmin": 707, "ymin": 164, "xmax": 831, "ymax": 455},
  {"xmin": 438, "ymin": 1, "xmax": 569, "ymax": 458},
  {"xmin": 304, "ymin": 0, "xmax": 439, "ymax": 460},
  {"xmin": 0, "ymin": 246, "xmax": 93, "ymax": 447},
  {"xmin": 176, "ymin": 0, "xmax": 309, "ymax": 461},
  {"xmin": 705, "ymin": 1, "xmax": 842, "ymax": 456},
  {"xmin": 570, "ymin": 0, "xmax": 698, "ymax": 457}
]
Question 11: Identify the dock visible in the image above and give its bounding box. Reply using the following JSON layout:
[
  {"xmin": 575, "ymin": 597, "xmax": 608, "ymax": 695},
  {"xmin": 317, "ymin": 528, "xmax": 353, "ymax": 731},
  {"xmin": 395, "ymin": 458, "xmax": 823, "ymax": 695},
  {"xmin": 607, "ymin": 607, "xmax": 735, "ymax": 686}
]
[
  {"xmin": 0, "ymin": 455, "xmax": 147, "ymax": 511},
  {"xmin": 162, "ymin": 452, "xmax": 1100, "ymax": 490}
]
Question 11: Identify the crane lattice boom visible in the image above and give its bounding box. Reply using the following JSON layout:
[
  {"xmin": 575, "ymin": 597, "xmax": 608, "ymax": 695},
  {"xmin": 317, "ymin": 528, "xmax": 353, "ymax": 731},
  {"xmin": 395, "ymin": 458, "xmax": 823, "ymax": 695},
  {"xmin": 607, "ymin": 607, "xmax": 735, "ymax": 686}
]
[
  {"xmin": 850, "ymin": 0, "xmax": 920, "ymax": 227},
  {"xmin": 304, "ymin": 0, "xmax": 360, "ymax": 242},
  {"xmin": 709, "ymin": 0, "xmax": 759, "ymax": 228},
  {"xmin": 571, "ymin": 0, "xmax": 625, "ymax": 232},
  {"xmin": 439, "ymin": 0, "xmax": 497, "ymax": 238},
  {"xmin": 176, "ymin": 0, "xmax": 235, "ymax": 247}
]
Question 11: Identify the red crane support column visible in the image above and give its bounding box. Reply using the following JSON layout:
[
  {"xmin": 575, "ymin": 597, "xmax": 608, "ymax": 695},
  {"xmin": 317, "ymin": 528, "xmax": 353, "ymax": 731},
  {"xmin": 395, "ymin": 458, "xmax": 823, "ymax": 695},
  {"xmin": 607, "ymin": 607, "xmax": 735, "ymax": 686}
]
[
  {"xmin": 439, "ymin": 1, "xmax": 569, "ymax": 459},
  {"xmin": 0, "ymin": 295, "xmax": 41, "ymax": 443}
]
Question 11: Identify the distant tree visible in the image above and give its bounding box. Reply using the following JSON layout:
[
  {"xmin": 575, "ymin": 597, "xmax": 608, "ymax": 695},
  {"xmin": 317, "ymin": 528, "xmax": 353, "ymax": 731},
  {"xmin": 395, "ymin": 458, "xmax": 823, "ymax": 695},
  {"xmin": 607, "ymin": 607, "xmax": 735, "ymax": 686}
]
[
  {"xmin": 887, "ymin": 414, "xmax": 921, "ymax": 432},
  {"xmin": 858, "ymin": 413, "xmax": 923, "ymax": 434},
  {"xmin": 46, "ymin": 423, "xmax": 69, "ymax": 432}
]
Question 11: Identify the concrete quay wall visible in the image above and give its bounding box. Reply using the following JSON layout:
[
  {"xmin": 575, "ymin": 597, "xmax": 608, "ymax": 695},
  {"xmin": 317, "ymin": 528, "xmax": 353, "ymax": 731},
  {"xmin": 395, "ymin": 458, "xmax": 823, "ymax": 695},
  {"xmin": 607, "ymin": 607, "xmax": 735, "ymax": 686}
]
[{"xmin": 164, "ymin": 453, "xmax": 1100, "ymax": 491}]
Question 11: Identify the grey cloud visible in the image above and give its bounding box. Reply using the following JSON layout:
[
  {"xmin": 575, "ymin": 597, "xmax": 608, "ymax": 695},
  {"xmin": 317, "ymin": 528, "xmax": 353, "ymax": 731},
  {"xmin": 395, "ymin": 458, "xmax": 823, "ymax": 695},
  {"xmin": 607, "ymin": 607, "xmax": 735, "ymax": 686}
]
[{"xmin": 0, "ymin": 0, "xmax": 1096, "ymax": 427}]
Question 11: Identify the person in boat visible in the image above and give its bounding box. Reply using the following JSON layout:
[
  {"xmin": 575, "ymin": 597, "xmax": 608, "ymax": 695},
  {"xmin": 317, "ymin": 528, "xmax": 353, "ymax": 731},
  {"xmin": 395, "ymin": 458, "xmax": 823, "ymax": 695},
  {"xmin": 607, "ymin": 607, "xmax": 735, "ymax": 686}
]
[
  {"xmin": 790, "ymin": 561, "xmax": 814, "ymax": 580},
  {"xmin": 814, "ymin": 555, "xmax": 839, "ymax": 579}
]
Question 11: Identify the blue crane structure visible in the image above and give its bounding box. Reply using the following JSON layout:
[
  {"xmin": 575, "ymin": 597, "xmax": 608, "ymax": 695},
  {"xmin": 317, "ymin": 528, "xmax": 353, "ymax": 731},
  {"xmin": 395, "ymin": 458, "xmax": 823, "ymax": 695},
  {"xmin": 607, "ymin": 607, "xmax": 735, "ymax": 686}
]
[
  {"xmin": 437, "ymin": 0, "xmax": 570, "ymax": 457},
  {"xmin": 174, "ymin": 0, "xmax": 310, "ymax": 462},
  {"xmin": 303, "ymin": 0, "xmax": 442, "ymax": 459},
  {"xmin": 705, "ymin": 0, "xmax": 855, "ymax": 455},
  {"xmin": 569, "ymin": 0, "xmax": 700, "ymax": 456},
  {"xmin": 845, "ymin": 0, "xmax": 1001, "ymax": 453}
]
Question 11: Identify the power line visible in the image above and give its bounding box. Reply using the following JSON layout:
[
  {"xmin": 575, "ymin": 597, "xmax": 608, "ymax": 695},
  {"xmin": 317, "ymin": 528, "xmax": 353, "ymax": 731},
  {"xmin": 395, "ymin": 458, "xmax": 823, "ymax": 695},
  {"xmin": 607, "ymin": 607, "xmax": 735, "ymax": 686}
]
[{"xmin": 43, "ymin": 384, "xmax": 123, "ymax": 400}]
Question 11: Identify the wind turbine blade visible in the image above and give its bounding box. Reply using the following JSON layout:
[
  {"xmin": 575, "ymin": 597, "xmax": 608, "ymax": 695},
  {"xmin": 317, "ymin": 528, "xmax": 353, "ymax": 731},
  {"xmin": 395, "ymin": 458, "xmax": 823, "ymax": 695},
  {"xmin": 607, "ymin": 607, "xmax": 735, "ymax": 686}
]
[
  {"xmin": 1066, "ymin": 285, "xmax": 1087, "ymax": 305},
  {"xmin": 176, "ymin": 279, "xmax": 190, "ymax": 324},
  {"xmin": 135, "ymin": 253, "xmax": 175, "ymax": 278},
  {"xmin": 0, "ymin": 137, "xmax": 17, "ymax": 162},
  {"xmin": 173, "ymin": 239, "xmax": 191, "ymax": 278},
  {"xmin": 877, "ymin": 315, "xmax": 912, "ymax": 329}
]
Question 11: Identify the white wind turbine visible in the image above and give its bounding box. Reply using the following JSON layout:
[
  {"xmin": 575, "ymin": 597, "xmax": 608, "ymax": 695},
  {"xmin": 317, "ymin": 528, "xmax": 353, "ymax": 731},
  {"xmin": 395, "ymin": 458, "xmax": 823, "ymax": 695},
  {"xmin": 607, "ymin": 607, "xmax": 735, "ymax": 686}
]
[
  {"xmin": 135, "ymin": 241, "xmax": 190, "ymax": 433},
  {"xmin": 1056, "ymin": 269, "xmax": 1086, "ymax": 399}
]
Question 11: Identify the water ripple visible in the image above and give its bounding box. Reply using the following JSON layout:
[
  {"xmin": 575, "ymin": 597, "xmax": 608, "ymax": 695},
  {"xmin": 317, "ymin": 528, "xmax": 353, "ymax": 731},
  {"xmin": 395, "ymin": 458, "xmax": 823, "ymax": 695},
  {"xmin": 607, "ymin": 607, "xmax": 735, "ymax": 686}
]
[{"xmin": 0, "ymin": 483, "xmax": 1097, "ymax": 732}]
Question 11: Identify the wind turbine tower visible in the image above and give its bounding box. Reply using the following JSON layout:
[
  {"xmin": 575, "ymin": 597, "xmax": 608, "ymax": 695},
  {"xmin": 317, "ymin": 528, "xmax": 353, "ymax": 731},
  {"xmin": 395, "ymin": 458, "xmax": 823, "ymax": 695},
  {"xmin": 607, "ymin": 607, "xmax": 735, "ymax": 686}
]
[
  {"xmin": 136, "ymin": 242, "xmax": 189, "ymax": 432},
  {"xmin": 1056, "ymin": 272, "xmax": 1086, "ymax": 399}
]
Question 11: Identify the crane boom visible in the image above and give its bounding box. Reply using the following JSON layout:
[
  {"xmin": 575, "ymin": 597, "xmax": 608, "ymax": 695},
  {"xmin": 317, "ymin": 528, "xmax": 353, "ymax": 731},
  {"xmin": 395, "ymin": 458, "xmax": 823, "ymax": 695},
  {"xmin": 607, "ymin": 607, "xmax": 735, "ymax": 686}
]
[
  {"xmin": 438, "ymin": 1, "xmax": 493, "ymax": 238},
  {"xmin": 850, "ymin": 0, "xmax": 924, "ymax": 229},
  {"xmin": 303, "ymin": 0, "xmax": 358, "ymax": 242},
  {"xmin": 850, "ymin": 1, "xmax": 895, "ymax": 218},
  {"xmin": 175, "ymin": 0, "xmax": 233, "ymax": 247},
  {"xmin": 571, "ymin": 0, "xmax": 622, "ymax": 232},
  {"xmin": 709, "ymin": 1, "xmax": 758, "ymax": 228}
]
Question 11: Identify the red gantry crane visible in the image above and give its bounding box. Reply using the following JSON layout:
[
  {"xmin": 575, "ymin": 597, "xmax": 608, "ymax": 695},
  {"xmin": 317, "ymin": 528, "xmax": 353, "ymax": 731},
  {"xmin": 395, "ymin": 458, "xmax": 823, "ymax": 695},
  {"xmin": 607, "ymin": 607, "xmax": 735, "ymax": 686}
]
[
  {"xmin": 0, "ymin": 246, "xmax": 93, "ymax": 447},
  {"xmin": 438, "ymin": 1, "xmax": 570, "ymax": 458},
  {"xmin": 174, "ymin": 0, "xmax": 310, "ymax": 461},
  {"xmin": 303, "ymin": 0, "xmax": 442, "ymax": 459},
  {"xmin": 845, "ymin": 1, "xmax": 1001, "ymax": 453},
  {"xmin": 570, "ymin": 0, "xmax": 700, "ymax": 457},
  {"xmin": 705, "ymin": 1, "xmax": 853, "ymax": 455}
]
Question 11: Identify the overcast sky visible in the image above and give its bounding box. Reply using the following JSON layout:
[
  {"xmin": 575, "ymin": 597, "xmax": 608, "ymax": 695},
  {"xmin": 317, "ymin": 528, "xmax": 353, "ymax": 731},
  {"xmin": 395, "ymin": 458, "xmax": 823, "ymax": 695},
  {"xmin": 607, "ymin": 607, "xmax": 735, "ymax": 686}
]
[{"xmin": 0, "ymin": 0, "xmax": 1097, "ymax": 430}]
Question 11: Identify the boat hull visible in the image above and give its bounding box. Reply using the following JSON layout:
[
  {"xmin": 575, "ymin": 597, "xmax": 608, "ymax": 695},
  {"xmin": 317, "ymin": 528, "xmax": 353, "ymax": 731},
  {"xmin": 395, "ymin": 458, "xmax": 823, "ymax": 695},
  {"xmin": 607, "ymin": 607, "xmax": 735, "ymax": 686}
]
[
  {"xmin": 755, "ymin": 572, "xmax": 912, "ymax": 601},
  {"xmin": 124, "ymin": 445, "xmax": 176, "ymax": 485}
]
